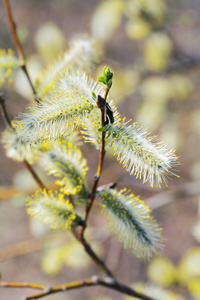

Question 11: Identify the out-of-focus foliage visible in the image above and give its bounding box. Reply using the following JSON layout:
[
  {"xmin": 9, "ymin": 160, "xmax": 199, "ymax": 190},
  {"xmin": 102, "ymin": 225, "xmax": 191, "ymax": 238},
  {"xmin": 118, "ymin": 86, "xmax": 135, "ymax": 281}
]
[
  {"xmin": 91, "ymin": 0, "xmax": 124, "ymax": 41},
  {"xmin": 144, "ymin": 32, "xmax": 173, "ymax": 71},
  {"xmin": 143, "ymin": 247, "xmax": 200, "ymax": 300},
  {"xmin": 179, "ymin": 247, "xmax": 200, "ymax": 286},
  {"xmin": 147, "ymin": 257, "xmax": 177, "ymax": 287},
  {"xmin": 0, "ymin": 48, "xmax": 21, "ymax": 86},
  {"xmin": 35, "ymin": 22, "xmax": 66, "ymax": 60},
  {"xmin": 2, "ymin": 127, "xmax": 38, "ymax": 164},
  {"xmin": 109, "ymin": 67, "xmax": 140, "ymax": 103},
  {"xmin": 91, "ymin": 0, "xmax": 196, "ymax": 157},
  {"xmin": 91, "ymin": 0, "xmax": 167, "ymax": 42},
  {"xmin": 41, "ymin": 233, "xmax": 103, "ymax": 275},
  {"xmin": 14, "ymin": 55, "xmax": 43, "ymax": 101}
]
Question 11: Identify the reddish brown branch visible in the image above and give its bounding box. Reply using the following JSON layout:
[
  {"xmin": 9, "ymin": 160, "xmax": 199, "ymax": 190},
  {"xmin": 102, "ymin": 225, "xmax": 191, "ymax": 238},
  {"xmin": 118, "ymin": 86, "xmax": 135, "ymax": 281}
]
[
  {"xmin": 0, "ymin": 277, "xmax": 154, "ymax": 300},
  {"xmin": 4, "ymin": 0, "xmax": 38, "ymax": 101},
  {"xmin": 0, "ymin": 93, "xmax": 12, "ymax": 128},
  {"xmin": 82, "ymin": 89, "xmax": 108, "ymax": 227},
  {"xmin": 4, "ymin": 0, "xmax": 24, "ymax": 61},
  {"xmin": 81, "ymin": 239, "xmax": 114, "ymax": 277},
  {"xmin": 24, "ymin": 160, "xmax": 46, "ymax": 190},
  {"xmin": 78, "ymin": 88, "xmax": 112, "ymax": 276}
]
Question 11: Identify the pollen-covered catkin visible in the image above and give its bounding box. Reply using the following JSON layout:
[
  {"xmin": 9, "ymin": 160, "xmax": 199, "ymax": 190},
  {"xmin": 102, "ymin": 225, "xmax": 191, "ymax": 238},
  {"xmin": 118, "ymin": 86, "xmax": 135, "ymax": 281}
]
[
  {"xmin": 107, "ymin": 121, "xmax": 179, "ymax": 187},
  {"xmin": 99, "ymin": 188, "xmax": 163, "ymax": 260},
  {"xmin": 27, "ymin": 189, "xmax": 80, "ymax": 230}
]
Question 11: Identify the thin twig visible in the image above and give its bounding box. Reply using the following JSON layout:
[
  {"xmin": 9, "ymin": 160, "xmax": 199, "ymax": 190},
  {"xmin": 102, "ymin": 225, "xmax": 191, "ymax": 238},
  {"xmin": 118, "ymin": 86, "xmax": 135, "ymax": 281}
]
[
  {"xmin": 4, "ymin": 0, "xmax": 39, "ymax": 101},
  {"xmin": 24, "ymin": 160, "xmax": 46, "ymax": 190},
  {"xmin": 71, "ymin": 226, "xmax": 113, "ymax": 277},
  {"xmin": 81, "ymin": 239, "xmax": 114, "ymax": 277},
  {"xmin": 0, "ymin": 281, "xmax": 47, "ymax": 290},
  {"xmin": 78, "ymin": 87, "xmax": 113, "ymax": 277},
  {"xmin": 82, "ymin": 88, "xmax": 108, "ymax": 228},
  {"xmin": 0, "ymin": 277, "xmax": 154, "ymax": 300},
  {"xmin": 0, "ymin": 93, "xmax": 12, "ymax": 129}
]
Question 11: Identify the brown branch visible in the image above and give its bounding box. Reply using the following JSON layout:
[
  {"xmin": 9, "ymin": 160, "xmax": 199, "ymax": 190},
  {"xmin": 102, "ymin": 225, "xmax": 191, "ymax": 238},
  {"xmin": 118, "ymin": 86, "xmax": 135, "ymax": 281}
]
[
  {"xmin": 4, "ymin": 0, "xmax": 24, "ymax": 61},
  {"xmin": 84, "ymin": 92, "xmax": 108, "ymax": 224},
  {"xmin": 82, "ymin": 89, "xmax": 108, "ymax": 227},
  {"xmin": 0, "ymin": 93, "xmax": 12, "ymax": 129},
  {"xmin": 0, "ymin": 277, "xmax": 154, "ymax": 300},
  {"xmin": 78, "ymin": 87, "xmax": 113, "ymax": 277},
  {"xmin": 4, "ymin": 0, "xmax": 39, "ymax": 101},
  {"xmin": 80, "ymin": 239, "xmax": 114, "ymax": 277},
  {"xmin": 0, "ymin": 281, "xmax": 47, "ymax": 290},
  {"xmin": 24, "ymin": 160, "xmax": 46, "ymax": 190}
]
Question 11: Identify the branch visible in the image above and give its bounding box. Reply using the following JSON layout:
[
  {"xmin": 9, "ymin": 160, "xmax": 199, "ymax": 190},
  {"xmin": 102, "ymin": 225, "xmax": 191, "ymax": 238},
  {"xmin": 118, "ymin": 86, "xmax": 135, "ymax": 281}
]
[
  {"xmin": 4, "ymin": 0, "xmax": 39, "ymax": 102},
  {"xmin": 83, "ymin": 89, "xmax": 108, "ymax": 225},
  {"xmin": 0, "ymin": 281, "xmax": 47, "ymax": 290},
  {"xmin": 0, "ymin": 93, "xmax": 12, "ymax": 128},
  {"xmin": 24, "ymin": 160, "xmax": 46, "ymax": 190},
  {"xmin": 78, "ymin": 87, "xmax": 113, "ymax": 277},
  {"xmin": 0, "ymin": 277, "xmax": 154, "ymax": 300}
]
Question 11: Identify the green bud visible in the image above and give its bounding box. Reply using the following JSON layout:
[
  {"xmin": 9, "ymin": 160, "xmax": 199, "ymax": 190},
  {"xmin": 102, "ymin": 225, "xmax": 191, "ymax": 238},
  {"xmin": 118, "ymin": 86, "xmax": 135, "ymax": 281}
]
[{"xmin": 98, "ymin": 66, "xmax": 114, "ymax": 89}]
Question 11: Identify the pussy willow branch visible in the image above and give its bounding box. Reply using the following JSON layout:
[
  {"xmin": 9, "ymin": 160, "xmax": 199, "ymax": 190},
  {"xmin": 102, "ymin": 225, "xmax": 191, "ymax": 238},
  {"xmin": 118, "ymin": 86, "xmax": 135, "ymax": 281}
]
[
  {"xmin": 0, "ymin": 277, "xmax": 153, "ymax": 300},
  {"xmin": 82, "ymin": 88, "xmax": 108, "ymax": 226},
  {"xmin": 0, "ymin": 94, "xmax": 45, "ymax": 190},
  {"xmin": 1, "ymin": 89, "xmax": 113, "ymax": 277},
  {"xmin": 1, "ymin": 4, "xmax": 153, "ymax": 297},
  {"xmin": 79, "ymin": 87, "xmax": 113, "ymax": 278},
  {"xmin": 4, "ymin": 0, "xmax": 39, "ymax": 102},
  {"xmin": 0, "ymin": 92, "xmax": 114, "ymax": 289}
]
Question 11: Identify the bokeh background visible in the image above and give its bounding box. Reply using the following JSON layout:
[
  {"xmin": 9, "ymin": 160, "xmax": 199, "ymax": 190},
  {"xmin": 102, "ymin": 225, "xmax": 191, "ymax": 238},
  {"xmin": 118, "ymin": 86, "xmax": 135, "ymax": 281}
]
[{"xmin": 0, "ymin": 0, "xmax": 200, "ymax": 299}]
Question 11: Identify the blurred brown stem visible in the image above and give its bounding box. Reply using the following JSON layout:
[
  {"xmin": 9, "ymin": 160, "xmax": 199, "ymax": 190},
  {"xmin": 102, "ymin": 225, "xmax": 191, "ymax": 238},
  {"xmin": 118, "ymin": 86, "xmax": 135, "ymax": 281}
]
[
  {"xmin": 4, "ymin": 0, "xmax": 39, "ymax": 102},
  {"xmin": 0, "ymin": 277, "xmax": 154, "ymax": 300},
  {"xmin": 0, "ymin": 93, "xmax": 12, "ymax": 129},
  {"xmin": 24, "ymin": 160, "xmax": 46, "ymax": 190}
]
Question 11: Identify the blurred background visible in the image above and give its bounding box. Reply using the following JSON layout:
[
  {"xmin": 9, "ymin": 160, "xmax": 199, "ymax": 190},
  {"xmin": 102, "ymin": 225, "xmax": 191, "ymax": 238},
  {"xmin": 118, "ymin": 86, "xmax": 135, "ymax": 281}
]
[{"xmin": 0, "ymin": 0, "xmax": 200, "ymax": 299}]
